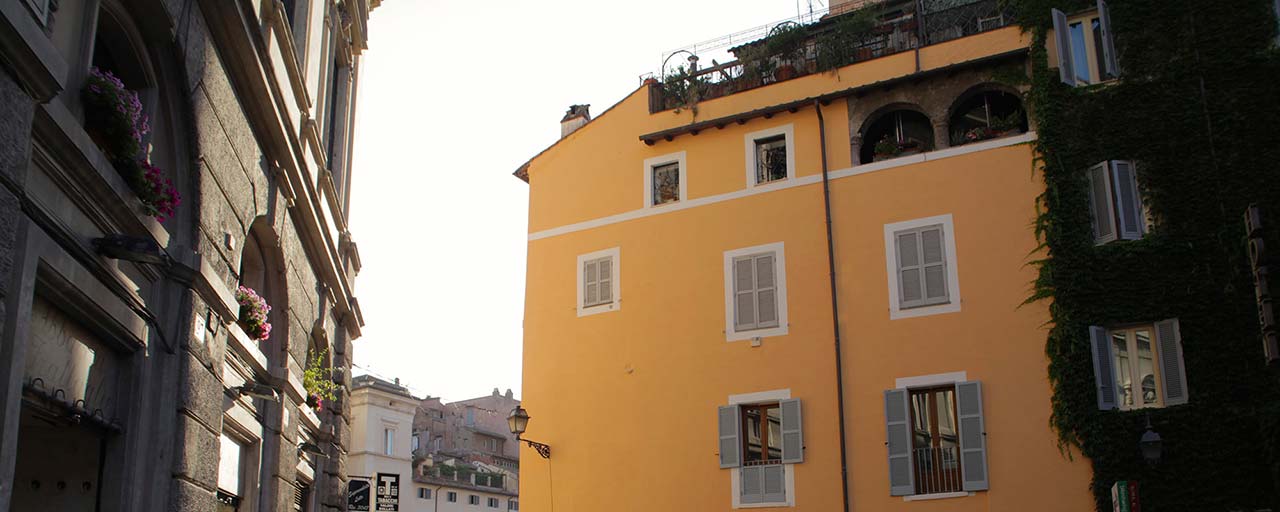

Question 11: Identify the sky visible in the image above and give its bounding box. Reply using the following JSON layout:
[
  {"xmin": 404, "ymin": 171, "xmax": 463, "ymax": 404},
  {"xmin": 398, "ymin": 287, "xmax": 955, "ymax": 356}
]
[{"xmin": 348, "ymin": 0, "xmax": 818, "ymax": 403}]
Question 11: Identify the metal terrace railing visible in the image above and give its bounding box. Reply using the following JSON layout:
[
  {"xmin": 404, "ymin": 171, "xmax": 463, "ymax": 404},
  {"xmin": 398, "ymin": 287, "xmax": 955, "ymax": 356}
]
[
  {"xmin": 912, "ymin": 445, "xmax": 964, "ymax": 494},
  {"xmin": 648, "ymin": 0, "xmax": 1014, "ymax": 111}
]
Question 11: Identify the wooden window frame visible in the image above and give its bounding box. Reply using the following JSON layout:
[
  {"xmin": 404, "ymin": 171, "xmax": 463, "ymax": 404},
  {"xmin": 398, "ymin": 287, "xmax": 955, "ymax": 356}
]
[
  {"xmin": 739, "ymin": 402, "xmax": 783, "ymax": 466},
  {"xmin": 1109, "ymin": 324, "xmax": 1165, "ymax": 410}
]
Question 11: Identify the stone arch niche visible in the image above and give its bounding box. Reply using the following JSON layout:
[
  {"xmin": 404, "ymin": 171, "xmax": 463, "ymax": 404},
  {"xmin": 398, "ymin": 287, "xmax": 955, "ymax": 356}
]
[
  {"xmin": 238, "ymin": 219, "xmax": 289, "ymax": 366},
  {"xmin": 857, "ymin": 103, "xmax": 935, "ymax": 164},
  {"xmin": 946, "ymin": 84, "xmax": 1027, "ymax": 147}
]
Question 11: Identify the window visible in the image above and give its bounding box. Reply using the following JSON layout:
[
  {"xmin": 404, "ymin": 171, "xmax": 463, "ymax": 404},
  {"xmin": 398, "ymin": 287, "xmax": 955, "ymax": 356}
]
[
  {"xmin": 466, "ymin": 407, "xmax": 475, "ymax": 426},
  {"xmin": 447, "ymin": 491, "xmax": 458, "ymax": 502},
  {"xmin": 418, "ymin": 488, "xmax": 431, "ymax": 499},
  {"xmin": 884, "ymin": 215, "xmax": 961, "ymax": 320},
  {"xmin": 22, "ymin": 0, "xmax": 51, "ymax": 25},
  {"xmin": 293, "ymin": 480, "xmax": 311, "ymax": 512},
  {"xmin": 947, "ymin": 90, "xmax": 1026, "ymax": 146},
  {"xmin": 217, "ymin": 433, "xmax": 248, "ymax": 512},
  {"xmin": 508, "ymin": 499, "xmax": 519, "ymax": 510},
  {"xmin": 643, "ymin": 152, "xmax": 686, "ymax": 207},
  {"xmin": 744, "ymin": 125, "xmax": 795, "ymax": 186},
  {"xmin": 1052, "ymin": 1, "xmax": 1118, "ymax": 86},
  {"xmin": 1089, "ymin": 320, "xmax": 1189, "ymax": 410},
  {"xmin": 884, "ymin": 380, "xmax": 988, "ymax": 496},
  {"xmin": 488, "ymin": 497, "xmax": 500, "ymax": 508},
  {"xmin": 723, "ymin": 243, "xmax": 789, "ymax": 341},
  {"xmin": 860, "ymin": 109, "xmax": 934, "ymax": 164},
  {"xmin": 1087, "ymin": 160, "xmax": 1144, "ymax": 244},
  {"xmin": 718, "ymin": 395, "xmax": 802, "ymax": 506},
  {"xmin": 469, "ymin": 495, "xmax": 481, "ymax": 505},
  {"xmin": 576, "ymin": 247, "xmax": 620, "ymax": 317},
  {"xmin": 412, "ymin": 435, "xmax": 420, "ymax": 452},
  {"xmin": 384, "ymin": 428, "xmax": 394, "ymax": 455}
]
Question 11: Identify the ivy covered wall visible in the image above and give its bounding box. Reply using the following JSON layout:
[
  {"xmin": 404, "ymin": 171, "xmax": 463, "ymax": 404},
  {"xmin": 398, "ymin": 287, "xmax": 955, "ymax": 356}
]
[{"xmin": 1007, "ymin": 0, "xmax": 1280, "ymax": 510}]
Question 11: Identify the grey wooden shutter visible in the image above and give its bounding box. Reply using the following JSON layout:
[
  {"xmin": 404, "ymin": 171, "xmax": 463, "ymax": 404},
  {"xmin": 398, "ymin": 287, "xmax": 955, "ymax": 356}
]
[
  {"xmin": 896, "ymin": 230, "xmax": 924, "ymax": 307},
  {"xmin": 1155, "ymin": 318, "xmax": 1189, "ymax": 406},
  {"xmin": 718, "ymin": 405, "xmax": 742, "ymax": 468},
  {"xmin": 1089, "ymin": 326, "xmax": 1119, "ymax": 410},
  {"xmin": 919, "ymin": 226, "xmax": 949, "ymax": 304},
  {"xmin": 756, "ymin": 255, "xmax": 779, "ymax": 328},
  {"xmin": 741, "ymin": 466, "xmax": 763, "ymax": 503},
  {"xmin": 780, "ymin": 399, "xmax": 803, "ymax": 463},
  {"xmin": 733, "ymin": 257, "xmax": 757, "ymax": 331},
  {"xmin": 1088, "ymin": 162, "xmax": 1118, "ymax": 244},
  {"xmin": 597, "ymin": 257, "xmax": 613, "ymax": 303},
  {"xmin": 955, "ymin": 381, "xmax": 989, "ymax": 491},
  {"xmin": 760, "ymin": 464, "xmax": 786, "ymax": 503},
  {"xmin": 583, "ymin": 260, "xmax": 599, "ymax": 306},
  {"xmin": 1110, "ymin": 161, "xmax": 1143, "ymax": 240},
  {"xmin": 1052, "ymin": 9, "xmax": 1076, "ymax": 86},
  {"xmin": 1097, "ymin": 0, "xmax": 1119, "ymax": 79},
  {"xmin": 884, "ymin": 389, "xmax": 915, "ymax": 496}
]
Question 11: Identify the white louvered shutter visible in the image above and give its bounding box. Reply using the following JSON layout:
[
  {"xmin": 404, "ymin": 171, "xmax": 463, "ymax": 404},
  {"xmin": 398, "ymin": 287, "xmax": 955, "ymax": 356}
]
[
  {"xmin": 741, "ymin": 466, "xmax": 764, "ymax": 504},
  {"xmin": 583, "ymin": 260, "xmax": 599, "ymax": 306},
  {"xmin": 1089, "ymin": 326, "xmax": 1119, "ymax": 410},
  {"xmin": 718, "ymin": 405, "xmax": 742, "ymax": 468},
  {"xmin": 884, "ymin": 389, "xmax": 915, "ymax": 496},
  {"xmin": 760, "ymin": 464, "xmax": 786, "ymax": 504},
  {"xmin": 1052, "ymin": 9, "xmax": 1076, "ymax": 86},
  {"xmin": 756, "ymin": 255, "xmax": 779, "ymax": 328},
  {"xmin": 1088, "ymin": 162, "xmax": 1118, "ymax": 244},
  {"xmin": 955, "ymin": 381, "xmax": 989, "ymax": 491},
  {"xmin": 1155, "ymin": 318, "xmax": 1189, "ymax": 406},
  {"xmin": 1110, "ymin": 161, "xmax": 1143, "ymax": 240},
  {"xmin": 920, "ymin": 226, "xmax": 949, "ymax": 304},
  {"xmin": 597, "ymin": 258, "xmax": 613, "ymax": 303},
  {"xmin": 897, "ymin": 230, "xmax": 924, "ymax": 307},
  {"xmin": 780, "ymin": 399, "xmax": 803, "ymax": 464},
  {"xmin": 733, "ymin": 257, "xmax": 757, "ymax": 331},
  {"xmin": 1097, "ymin": 0, "xmax": 1119, "ymax": 79}
]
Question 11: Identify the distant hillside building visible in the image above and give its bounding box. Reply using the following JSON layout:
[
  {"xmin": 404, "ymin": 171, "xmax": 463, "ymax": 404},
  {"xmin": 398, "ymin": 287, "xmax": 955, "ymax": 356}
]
[{"xmin": 413, "ymin": 389, "xmax": 520, "ymax": 511}]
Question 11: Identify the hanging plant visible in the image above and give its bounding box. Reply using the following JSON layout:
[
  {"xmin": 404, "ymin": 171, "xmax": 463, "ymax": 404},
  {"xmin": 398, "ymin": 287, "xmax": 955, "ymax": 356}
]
[
  {"xmin": 303, "ymin": 348, "xmax": 338, "ymax": 412},
  {"xmin": 235, "ymin": 285, "xmax": 272, "ymax": 341},
  {"xmin": 81, "ymin": 67, "xmax": 180, "ymax": 221}
]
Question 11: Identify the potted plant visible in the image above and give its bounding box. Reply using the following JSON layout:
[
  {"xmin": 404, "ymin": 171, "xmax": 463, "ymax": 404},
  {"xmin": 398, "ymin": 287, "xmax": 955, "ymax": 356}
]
[
  {"xmin": 989, "ymin": 109, "xmax": 1024, "ymax": 137},
  {"xmin": 874, "ymin": 135, "xmax": 901, "ymax": 160},
  {"xmin": 303, "ymin": 348, "xmax": 337, "ymax": 412},
  {"xmin": 81, "ymin": 68, "xmax": 181, "ymax": 221},
  {"xmin": 235, "ymin": 285, "xmax": 272, "ymax": 341}
]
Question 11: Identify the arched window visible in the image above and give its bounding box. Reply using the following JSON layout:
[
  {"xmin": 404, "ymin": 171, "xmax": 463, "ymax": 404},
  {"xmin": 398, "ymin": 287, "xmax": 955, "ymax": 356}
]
[
  {"xmin": 948, "ymin": 89, "xmax": 1026, "ymax": 146},
  {"xmin": 238, "ymin": 229, "xmax": 279, "ymax": 353},
  {"xmin": 860, "ymin": 108, "xmax": 934, "ymax": 164}
]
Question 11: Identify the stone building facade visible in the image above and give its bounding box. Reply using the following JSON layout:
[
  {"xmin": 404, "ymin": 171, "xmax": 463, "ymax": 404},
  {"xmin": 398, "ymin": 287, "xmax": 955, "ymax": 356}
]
[{"xmin": 0, "ymin": 0, "xmax": 379, "ymax": 510}]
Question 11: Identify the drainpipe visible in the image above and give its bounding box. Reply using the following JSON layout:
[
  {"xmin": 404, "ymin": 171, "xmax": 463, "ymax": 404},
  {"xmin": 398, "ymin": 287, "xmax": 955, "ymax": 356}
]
[{"xmin": 815, "ymin": 100, "xmax": 851, "ymax": 512}]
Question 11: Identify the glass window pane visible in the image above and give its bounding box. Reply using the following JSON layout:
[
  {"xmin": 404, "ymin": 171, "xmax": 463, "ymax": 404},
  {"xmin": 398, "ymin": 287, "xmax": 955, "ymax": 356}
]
[
  {"xmin": 1091, "ymin": 18, "xmax": 1110, "ymax": 80},
  {"xmin": 1069, "ymin": 22, "xmax": 1091, "ymax": 83},
  {"xmin": 652, "ymin": 163, "xmax": 680, "ymax": 205},
  {"xmin": 766, "ymin": 406, "xmax": 782, "ymax": 460},
  {"xmin": 1112, "ymin": 332, "xmax": 1133, "ymax": 407},
  {"xmin": 755, "ymin": 136, "xmax": 787, "ymax": 183},
  {"xmin": 743, "ymin": 407, "xmax": 764, "ymax": 462},
  {"xmin": 1135, "ymin": 329, "xmax": 1158, "ymax": 406}
]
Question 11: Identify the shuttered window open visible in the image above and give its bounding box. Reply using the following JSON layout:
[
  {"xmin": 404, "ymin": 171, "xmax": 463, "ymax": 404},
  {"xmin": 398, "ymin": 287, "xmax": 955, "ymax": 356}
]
[
  {"xmin": 884, "ymin": 389, "xmax": 915, "ymax": 496},
  {"xmin": 1097, "ymin": 0, "xmax": 1120, "ymax": 78},
  {"xmin": 779, "ymin": 399, "xmax": 803, "ymax": 464},
  {"xmin": 1155, "ymin": 318, "xmax": 1189, "ymax": 406},
  {"xmin": 895, "ymin": 225, "xmax": 949, "ymax": 309},
  {"xmin": 955, "ymin": 381, "xmax": 989, "ymax": 491},
  {"xmin": 1088, "ymin": 162, "xmax": 1118, "ymax": 244},
  {"xmin": 1089, "ymin": 161, "xmax": 1143, "ymax": 244},
  {"xmin": 1052, "ymin": 9, "xmax": 1076, "ymax": 86},
  {"xmin": 718, "ymin": 405, "xmax": 742, "ymax": 469},
  {"xmin": 1089, "ymin": 326, "xmax": 1119, "ymax": 410},
  {"xmin": 733, "ymin": 253, "xmax": 780, "ymax": 331},
  {"xmin": 1110, "ymin": 161, "xmax": 1144, "ymax": 240}
]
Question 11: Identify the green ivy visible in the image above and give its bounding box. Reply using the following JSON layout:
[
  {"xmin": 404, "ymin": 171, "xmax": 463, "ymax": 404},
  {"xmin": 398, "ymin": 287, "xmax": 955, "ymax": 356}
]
[{"xmin": 1008, "ymin": 0, "xmax": 1280, "ymax": 509}]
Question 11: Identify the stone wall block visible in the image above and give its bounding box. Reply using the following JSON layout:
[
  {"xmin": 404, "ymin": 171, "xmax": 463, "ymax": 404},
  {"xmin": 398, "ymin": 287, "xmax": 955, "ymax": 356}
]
[
  {"xmin": 169, "ymin": 477, "xmax": 216, "ymax": 512},
  {"xmin": 173, "ymin": 414, "xmax": 220, "ymax": 488},
  {"xmin": 178, "ymin": 351, "xmax": 224, "ymax": 426},
  {"xmin": 0, "ymin": 68, "xmax": 35, "ymax": 184}
]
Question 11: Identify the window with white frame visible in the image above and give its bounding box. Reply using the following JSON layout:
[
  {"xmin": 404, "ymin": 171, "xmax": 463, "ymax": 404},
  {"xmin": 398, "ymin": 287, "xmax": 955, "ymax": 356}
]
[
  {"xmin": 884, "ymin": 215, "xmax": 961, "ymax": 320},
  {"xmin": 724, "ymin": 243, "xmax": 789, "ymax": 341},
  {"xmin": 447, "ymin": 491, "xmax": 458, "ymax": 503},
  {"xmin": 1087, "ymin": 160, "xmax": 1145, "ymax": 244},
  {"xmin": 718, "ymin": 394, "xmax": 803, "ymax": 507},
  {"xmin": 744, "ymin": 125, "xmax": 795, "ymax": 186},
  {"xmin": 217, "ymin": 433, "xmax": 249, "ymax": 512},
  {"xmin": 577, "ymin": 247, "xmax": 620, "ymax": 317},
  {"xmin": 884, "ymin": 377, "xmax": 988, "ymax": 497},
  {"xmin": 1052, "ymin": 1, "xmax": 1119, "ymax": 86},
  {"xmin": 469, "ymin": 495, "xmax": 481, "ymax": 505},
  {"xmin": 488, "ymin": 497, "xmax": 500, "ymax": 508},
  {"xmin": 1089, "ymin": 320, "xmax": 1188, "ymax": 411},
  {"xmin": 643, "ymin": 152, "xmax": 687, "ymax": 207}
]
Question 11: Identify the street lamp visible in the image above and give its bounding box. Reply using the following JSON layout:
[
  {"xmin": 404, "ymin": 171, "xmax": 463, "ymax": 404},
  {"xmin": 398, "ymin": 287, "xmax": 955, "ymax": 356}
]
[
  {"xmin": 507, "ymin": 406, "xmax": 550, "ymax": 459},
  {"xmin": 1139, "ymin": 415, "xmax": 1162, "ymax": 466}
]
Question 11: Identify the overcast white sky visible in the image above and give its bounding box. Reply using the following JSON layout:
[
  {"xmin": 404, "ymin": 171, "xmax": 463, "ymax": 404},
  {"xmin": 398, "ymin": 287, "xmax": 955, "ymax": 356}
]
[{"xmin": 348, "ymin": 0, "xmax": 814, "ymax": 403}]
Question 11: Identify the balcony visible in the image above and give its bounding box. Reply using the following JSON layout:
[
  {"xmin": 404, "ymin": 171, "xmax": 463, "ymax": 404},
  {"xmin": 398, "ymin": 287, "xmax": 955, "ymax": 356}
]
[
  {"xmin": 912, "ymin": 445, "xmax": 963, "ymax": 495},
  {"xmin": 649, "ymin": 0, "xmax": 1013, "ymax": 111}
]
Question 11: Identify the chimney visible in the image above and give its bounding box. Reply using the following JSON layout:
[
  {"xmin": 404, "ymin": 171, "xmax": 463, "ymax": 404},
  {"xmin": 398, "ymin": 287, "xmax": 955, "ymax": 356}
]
[
  {"xmin": 504, "ymin": 389, "xmax": 513, "ymax": 399},
  {"xmin": 492, "ymin": 387, "xmax": 500, "ymax": 397},
  {"xmin": 560, "ymin": 104, "xmax": 591, "ymax": 138},
  {"xmin": 394, "ymin": 378, "xmax": 400, "ymax": 386}
]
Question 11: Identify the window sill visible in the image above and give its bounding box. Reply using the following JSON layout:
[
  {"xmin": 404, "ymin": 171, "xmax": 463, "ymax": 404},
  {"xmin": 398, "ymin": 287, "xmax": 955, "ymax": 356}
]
[
  {"xmin": 903, "ymin": 491, "xmax": 974, "ymax": 501},
  {"xmin": 577, "ymin": 301, "xmax": 619, "ymax": 318},
  {"xmin": 726, "ymin": 324, "xmax": 788, "ymax": 342},
  {"xmin": 737, "ymin": 501, "xmax": 791, "ymax": 509}
]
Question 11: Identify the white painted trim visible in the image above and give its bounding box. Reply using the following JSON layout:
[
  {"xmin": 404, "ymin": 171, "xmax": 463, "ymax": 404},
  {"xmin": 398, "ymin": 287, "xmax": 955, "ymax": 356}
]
[
  {"xmin": 884, "ymin": 214, "xmax": 962, "ymax": 320},
  {"xmin": 895, "ymin": 371, "xmax": 967, "ymax": 389},
  {"xmin": 642, "ymin": 151, "xmax": 687, "ymax": 208},
  {"xmin": 723, "ymin": 242, "xmax": 789, "ymax": 342},
  {"xmin": 527, "ymin": 132, "xmax": 1036, "ymax": 242},
  {"xmin": 903, "ymin": 491, "xmax": 974, "ymax": 501},
  {"xmin": 744, "ymin": 124, "xmax": 796, "ymax": 188},
  {"xmin": 728, "ymin": 389, "xmax": 795, "ymax": 509},
  {"xmin": 576, "ymin": 247, "xmax": 621, "ymax": 317}
]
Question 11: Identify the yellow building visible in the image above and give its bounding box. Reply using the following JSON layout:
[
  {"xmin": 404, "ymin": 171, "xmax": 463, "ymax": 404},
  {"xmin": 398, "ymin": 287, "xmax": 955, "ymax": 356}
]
[{"xmin": 515, "ymin": 2, "xmax": 1095, "ymax": 510}]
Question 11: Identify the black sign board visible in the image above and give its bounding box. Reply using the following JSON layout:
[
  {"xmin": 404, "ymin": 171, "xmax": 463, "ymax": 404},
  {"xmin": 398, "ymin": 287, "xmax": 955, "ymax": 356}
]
[
  {"xmin": 376, "ymin": 473, "xmax": 400, "ymax": 511},
  {"xmin": 348, "ymin": 479, "xmax": 371, "ymax": 511}
]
